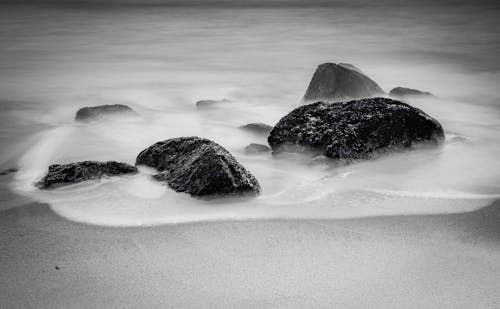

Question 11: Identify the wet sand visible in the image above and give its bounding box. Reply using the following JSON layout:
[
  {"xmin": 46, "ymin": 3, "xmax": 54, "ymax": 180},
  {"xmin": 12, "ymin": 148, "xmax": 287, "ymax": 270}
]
[{"xmin": 1, "ymin": 199, "xmax": 499, "ymax": 308}]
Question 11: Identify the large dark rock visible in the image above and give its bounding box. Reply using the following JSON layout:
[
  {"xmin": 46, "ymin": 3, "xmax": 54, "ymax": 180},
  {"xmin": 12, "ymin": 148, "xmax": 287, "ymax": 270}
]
[
  {"xmin": 268, "ymin": 97, "xmax": 445, "ymax": 160},
  {"xmin": 303, "ymin": 63, "xmax": 385, "ymax": 102},
  {"xmin": 136, "ymin": 137, "xmax": 261, "ymax": 197},
  {"xmin": 244, "ymin": 143, "xmax": 271, "ymax": 154},
  {"xmin": 389, "ymin": 87, "xmax": 434, "ymax": 98},
  {"xmin": 239, "ymin": 123, "xmax": 273, "ymax": 135},
  {"xmin": 39, "ymin": 161, "xmax": 138, "ymax": 189},
  {"xmin": 75, "ymin": 104, "xmax": 136, "ymax": 122},
  {"xmin": 195, "ymin": 99, "xmax": 231, "ymax": 110}
]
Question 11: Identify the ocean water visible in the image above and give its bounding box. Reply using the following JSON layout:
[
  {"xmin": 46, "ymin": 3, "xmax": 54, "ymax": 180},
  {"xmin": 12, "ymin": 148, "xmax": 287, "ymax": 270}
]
[{"xmin": 1, "ymin": 1, "xmax": 499, "ymax": 226}]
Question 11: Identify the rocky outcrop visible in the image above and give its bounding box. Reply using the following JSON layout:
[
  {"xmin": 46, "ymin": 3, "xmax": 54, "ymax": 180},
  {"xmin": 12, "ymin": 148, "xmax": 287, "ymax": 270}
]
[
  {"xmin": 389, "ymin": 87, "xmax": 433, "ymax": 98},
  {"xmin": 75, "ymin": 104, "xmax": 137, "ymax": 122},
  {"xmin": 136, "ymin": 137, "xmax": 261, "ymax": 197},
  {"xmin": 244, "ymin": 143, "xmax": 271, "ymax": 154},
  {"xmin": 239, "ymin": 123, "xmax": 273, "ymax": 135},
  {"xmin": 195, "ymin": 99, "xmax": 231, "ymax": 110},
  {"xmin": 268, "ymin": 97, "xmax": 445, "ymax": 160},
  {"xmin": 39, "ymin": 161, "xmax": 138, "ymax": 189},
  {"xmin": 303, "ymin": 63, "xmax": 385, "ymax": 102}
]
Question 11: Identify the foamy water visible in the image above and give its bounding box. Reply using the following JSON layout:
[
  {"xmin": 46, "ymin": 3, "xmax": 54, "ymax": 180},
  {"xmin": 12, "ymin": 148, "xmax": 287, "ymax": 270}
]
[{"xmin": 1, "ymin": 2, "xmax": 500, "ymax": 226}]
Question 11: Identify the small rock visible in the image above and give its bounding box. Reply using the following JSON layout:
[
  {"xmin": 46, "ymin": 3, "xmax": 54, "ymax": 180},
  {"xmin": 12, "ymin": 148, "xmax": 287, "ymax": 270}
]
[
  {"xmin": 75, "ymin": 104, "xmax": 137, "ymax": 122},
  {"xmin": 39, "ymin": 161, "xmax": 138, "ymax": 189},
  {"xmin": 239, "ymin": 123, "xmax": 273, "ymax": 135},
  {"xmin": 195, "ymin": 99, "xmax": 231, "ymax": 110},
  {"xmin": 389, "ymin": 87, "xmax": 434, "ymax": 98},
  {"xmin": 244, "ymin": 143, "xmax": 271, "ymax": 154},
  {"xmin": 0, "ymin": 168, "xmax": 18, "ymax": 176}
]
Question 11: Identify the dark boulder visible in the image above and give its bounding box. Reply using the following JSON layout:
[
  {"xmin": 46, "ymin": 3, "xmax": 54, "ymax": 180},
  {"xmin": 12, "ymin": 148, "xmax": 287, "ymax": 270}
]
[
  {"xmin": 268, "ymin": 97, "xmax": 445, "ymax": 160},
  {"xmin": 303, "ymin": 63, "xmax": 385, "ymax": 102},
  {"xmin": 195, "ymin": 99, "xmax": 231, "ymax": 110},
  {"xmin": 75, "ymin": 104, "xmax": 137, "ymax": 122},
  {"xmin": 244, "ymin": 143, "xmax": 271, "ymax": 154},
  {"xmin": 136, "ymin": 137, "xmax": 261, "ymax": 197},
  {"xmin": 39, "ymin": 161, "xmax": 138, "ymax": 189},
  {"xmin": 389, "ymin": 87, "xmax": 433, "ymax": 98},
  {"xmin": 239, "ymin": 123, "xmax": 273, "ymax": 135}
]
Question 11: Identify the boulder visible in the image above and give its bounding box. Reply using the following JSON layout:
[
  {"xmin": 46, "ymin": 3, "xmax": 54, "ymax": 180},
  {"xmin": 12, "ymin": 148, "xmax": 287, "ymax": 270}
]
[
  {"xmin": 136, "ymin": 137, "xmax": 261, "ymax": 197},
  {"xmin": 303, "ymin": 63, "xmax": 385, "ymax": 102},
  {"xmin": 239, "ymin": 123, "xmax": 273, "ymax": 135},
  {"xmin": 75, "ymin": 104, "xmax": 137, "ymax": 122},
  {"xmin": 244, "ymin": 143, "xmax": 271, "ymax": 154},
  {"xmin": 39, "ymin": 161, "xmax": 138, "ymax": 189},
  {"xmin": 389, "ymin": 87, "xmax": 433, "ymax": 98},
  {"xmin": 195, "ymin": 99, "xmax": 231, "ymax": 110},
  {"xmin": 268, "ymin": 97, "xmax": 445, "ymax": 160}
]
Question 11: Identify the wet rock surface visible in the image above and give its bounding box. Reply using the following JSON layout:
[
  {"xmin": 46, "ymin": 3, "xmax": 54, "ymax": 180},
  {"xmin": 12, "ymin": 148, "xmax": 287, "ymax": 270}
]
[
  {"xmin": 39, "ymin": 161, "xmax": 138, "ymax": 189},
  {"xmin": 136, "ymin": 137, "xmax": 261, "ymax": 197},
  {"xmin": 75, "ymin": 104, "xmax": 137, "ymax": 122},
  {"xmin": 268, "ymin": 97, "xmax": 445, "ymax": 160},
  {"xmin": 303, "ymin": 63, "xmax": 385, "ymax": 102}
]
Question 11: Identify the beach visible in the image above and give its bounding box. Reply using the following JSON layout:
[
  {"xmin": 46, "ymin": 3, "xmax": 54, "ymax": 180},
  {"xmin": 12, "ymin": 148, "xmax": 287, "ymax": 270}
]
[{"xmin": 1, "ymin": 196, "xmax": 499, "ymax": 308}]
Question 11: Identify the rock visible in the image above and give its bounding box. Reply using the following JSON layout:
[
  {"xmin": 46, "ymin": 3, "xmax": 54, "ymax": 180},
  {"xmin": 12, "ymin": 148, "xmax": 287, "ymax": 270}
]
[
  {"xmin": 337, "ymin": 63, "xmax": 364, "ymax": 74},
  {"xmin": 389, "ymin": 87, "xmax": 433, "ymax": 98},
  {"xmin": 303, "ymin": 63, "xmax": 385, "ymax": 102},
  {"xmin": 244, "ymin": 143, "xmax": 271, "ymax": 154},
  {"xmin": 239, "ymin": 123, "xmax": 273, "ymax": 135},
  {"xmin": 39, "ymin": 161, "xmax": 138, "ymax": 189},
  {"xmin": 195, "ymin": 99, "xmax": 231, "ymax": 110},
  {"xmin": 268, "ymin": 97, "xmax": 445, "ymax": 160},
  {"xmin": 75, "ymin": 104, "xmax": 136, "ymax": 122},
  {"xmin": 136, "ymin": 137, "xmax": 261, "ymax": 197},
  {"xmin": 0, "ymin": 168, "xmax": 18, "ymax": 176}
]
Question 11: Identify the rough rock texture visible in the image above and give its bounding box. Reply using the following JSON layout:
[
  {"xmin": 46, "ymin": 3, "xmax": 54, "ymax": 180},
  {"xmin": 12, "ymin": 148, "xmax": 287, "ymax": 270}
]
[
  {"xmin": 75, "ymin": 104, "xmax": 136, "ymax": 122},
  {"xmin": 39, "ymin": 161, "xmax": 138, "ymax": 189},
  {"xmin": 303, "ymin": 63, "xmax": 385, "ymax": 102},
  {"xmin": 389, "ymin": 87, "xmax": 434, "ymax": 98},
  {"xmin": 195, "ymin": 99, "xmax": 231, "ymax": 110},
  {"xmin": 268, "ymin": 97, "xmax": 445, "ymax": 160},
  {"xmin": 244, "ymin": 143, "xmax": 271, "ymax": 154},
  {"xmin": 239, "ymin": 123, "xmax": 273, "ymax": 135},
  {"xmin": 136, "ymin": 137, "xmax": 261, "ymax": 197}
]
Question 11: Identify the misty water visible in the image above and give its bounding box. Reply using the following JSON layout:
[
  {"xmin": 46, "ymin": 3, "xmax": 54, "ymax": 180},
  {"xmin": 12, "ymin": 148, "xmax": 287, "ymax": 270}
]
[{"xmin": 1, "ymin": 2, "xmax": 499, "ymax": 226}]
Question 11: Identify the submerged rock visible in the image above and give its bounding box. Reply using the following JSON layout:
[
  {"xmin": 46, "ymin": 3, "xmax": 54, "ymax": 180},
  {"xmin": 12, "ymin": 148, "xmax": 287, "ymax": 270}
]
[
  {"xmin": 0, "ymin": 168, "xmax": 17, "ymax": 176},
  {"xmin": 268, "ymin": 97, "xmax": 445, "ymax": 160},
  {"xmin": 244, "ymin": 143, "xmax": 271, "ymax": 154},
  {"xmin": 136, "ymin": 137, "xmax": 261, "ymax": 197},
  {"xmin": 303, "ymin": 63, "xmax": 385, "ymax": 102},
  {"xmin": 389, "ymin": 87, "xmax": 433, "ymax": 98},
  {"xmin": 239, "ymin": 123, "xmax": 273, "ymax": 135},
  {"xmin": 195, "ymin": 99, "xmax": 231, "ymax": 110},
  {"xmin": 75, "ymin": 104, "xmax": 137, "ymax": 122},
  {"xmin": 39, "ymin": 161, "xmax": 138, "ymax": 189}
]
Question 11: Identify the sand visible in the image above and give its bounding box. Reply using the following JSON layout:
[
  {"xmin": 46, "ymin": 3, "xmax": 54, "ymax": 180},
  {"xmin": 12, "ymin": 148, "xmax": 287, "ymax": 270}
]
[{"xmin": 1, "ymin": 198, "xmax": 499, "ymax": 308}]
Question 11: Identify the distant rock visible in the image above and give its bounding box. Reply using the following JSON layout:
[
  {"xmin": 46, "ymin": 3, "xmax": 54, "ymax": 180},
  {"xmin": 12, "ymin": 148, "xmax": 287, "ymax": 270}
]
[
  {"xmin": 239, "ymin": 123, "xmax": 273, "ymax": 135},
  {"xmin": 389, "ymin": 87, "xmax": 434, "ymax": 98},
  {"xmin": 244, "ymin": 143, "xmax": 271, "ymax": 154},
  {"xmin": 75, "ymin": 104, "xmax": 137, "ymax": 122},
  {"xmin": 268, "ymin": 97, "xmax": 445, "ymax": 160},
  {"xmin": 136, "ymin": 137, "xmax": 261, "ymax": 197},
  {"xmin": 303, "ymin": 63, "xmax": 385, "ymax": 102},
  {"xmin": 0, "ymin": 168, "xmax": 17, "ymax": 176},
  {"xmin": 195, "ymin": 99, "xmax": 231, "ymax": 110},
  {"xmin": 39, "ymin": 161, "xmax": 138, "ymax": 189}
]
